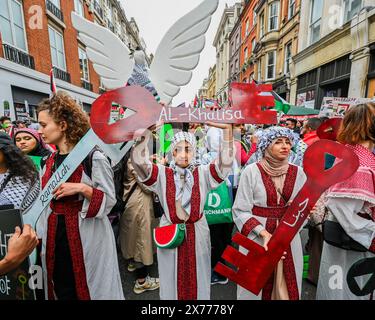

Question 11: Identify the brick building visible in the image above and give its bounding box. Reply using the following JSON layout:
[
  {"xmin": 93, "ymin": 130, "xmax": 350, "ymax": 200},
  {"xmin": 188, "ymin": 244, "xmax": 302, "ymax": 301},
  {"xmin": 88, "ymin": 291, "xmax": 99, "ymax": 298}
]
[{"xmin": 0, "ymin": 0, "xmax": 147, "ymax": 120}]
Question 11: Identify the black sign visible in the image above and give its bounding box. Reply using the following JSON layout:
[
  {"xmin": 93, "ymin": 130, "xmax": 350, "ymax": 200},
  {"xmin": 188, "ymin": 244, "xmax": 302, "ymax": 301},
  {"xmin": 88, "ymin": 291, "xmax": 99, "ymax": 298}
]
[
  {"xmin": 347, "ymin": 257, "xmax": 375, "ymax": 297},
  {"xmin": 14, "ymin": 103, "xmax": 29, "ymax": 122},
  {"xmin": 0, "ymin": 209, "xmax": 35, "ymax": 300}
]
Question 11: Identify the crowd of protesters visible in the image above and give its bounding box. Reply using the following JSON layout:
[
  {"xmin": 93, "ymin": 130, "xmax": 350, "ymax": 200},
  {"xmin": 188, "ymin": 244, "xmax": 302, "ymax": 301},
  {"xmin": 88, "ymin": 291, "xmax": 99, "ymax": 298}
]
[{"xmin": 0, "ymin": 91, "xmax": 374, "ymax": 301}]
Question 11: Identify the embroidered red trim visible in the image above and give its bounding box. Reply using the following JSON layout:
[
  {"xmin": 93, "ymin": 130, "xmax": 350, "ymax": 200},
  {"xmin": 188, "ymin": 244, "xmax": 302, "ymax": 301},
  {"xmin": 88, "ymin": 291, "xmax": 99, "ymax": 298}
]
[
  {"xmin": 65, "ymin": 213, "xmax": 91, "ymax": 300},
  {"xmin": 165, "ymin": 167, "xmax": 199, "ymax": 300},
  {"xmin": 256, "ymin": 163, "xmax": 299, "ymax": 300},
  {"xmin": 282, "ymin": 246, "xmax": 300, "ymax": 300},
  {"xmin": 369, "ymin": 238, "xmax": 375, "ymax": 254},
  {"xmin": 44, "ymin": 159, "xmax": 91, "ymax": 300},
  {"xmin": 144, "ymin": 164, "xmax": 159, "ymax": 187},
  {"xmin": 209, "ymin": 162, "xmax": 224, "ymax": 184},
  {"xmin": 241, "ymin": 217, "xmax": 262, "ymax": 237},
  {"xmin": 256, "ymin": 164, "xmax": 278, "ymax": 207},
  {"xmin": 42, "ymin": 153, "xmax": 56, "ymax": 189},
  {"xmin": 166, "ymin": 168, "xmax": 178, "ymax": 224},
  {"xmin": 252, "ymin": 206, "xmax": 287, "ymax": 219},
  {"xmin": 86, "ymin": 188, "xmax": 104, "ymax": 218},
  {"xmin": 261, "ymin": 216, "xmax": 276, "ymax": 300},
  {"xmin": 177, "ymin": 169, "xmax": 200, "ymax": 300},
  {"xmin": 46, "ymin": 213, "xmax": 58, "ymax": 300}
]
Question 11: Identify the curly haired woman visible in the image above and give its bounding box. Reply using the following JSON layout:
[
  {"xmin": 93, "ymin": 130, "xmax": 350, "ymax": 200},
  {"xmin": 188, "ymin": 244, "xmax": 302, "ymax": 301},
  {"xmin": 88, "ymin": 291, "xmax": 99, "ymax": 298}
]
[{"xmin": 36, "ymin": 91, "xmax": 124, "ymax": 300}]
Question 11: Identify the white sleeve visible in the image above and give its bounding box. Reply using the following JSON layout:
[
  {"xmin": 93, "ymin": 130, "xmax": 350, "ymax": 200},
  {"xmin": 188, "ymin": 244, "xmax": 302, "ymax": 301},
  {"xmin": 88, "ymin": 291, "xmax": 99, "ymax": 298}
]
[{"xmin": 327, "ymin": 197, "xmax": 375, "ymax": 252}]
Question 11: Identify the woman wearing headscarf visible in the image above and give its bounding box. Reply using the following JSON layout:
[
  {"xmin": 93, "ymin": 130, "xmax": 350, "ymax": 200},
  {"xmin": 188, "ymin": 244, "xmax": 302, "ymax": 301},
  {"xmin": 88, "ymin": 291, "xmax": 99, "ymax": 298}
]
[
  {"xmin": 14, "ymin": 128, "xmax": 52, "ymax": 158},
  {"xmin": 131, "ymin": 122, "xmax": 234, "ymax": 300},
  {"xmin": 317, "ymin": 103, "xmax": 375, "ymax": 300},
  {"xmin": 232, "ymin": 126, "xmax": 307, "ymax": 300},
  {"xmin": 0, "ymin": 133, "xmax": 40, "ymax": 211}
]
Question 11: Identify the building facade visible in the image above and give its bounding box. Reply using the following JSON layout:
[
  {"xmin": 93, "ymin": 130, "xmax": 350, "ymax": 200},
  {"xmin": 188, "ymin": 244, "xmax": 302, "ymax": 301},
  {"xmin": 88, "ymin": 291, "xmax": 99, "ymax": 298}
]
[
  {"xmin": 198, "ymin": 77, "xmax": 209, "ymax": 101},
  {"xmin": 290, "ymin": 0, "xmax": 375, "ymax": 109},
  {"xmin": 206, "ymin": 65, "xmax": 217, "ymax": 99},
  {"xmin": 213, "ymin": 3, "xmax": 242, "ymax": 104},
  {"xmin": 239, "ymin": 0, "xmax": 259, "ymax": 83},
  {"xmin": 252, "ymin": 0, "xmax": 300, "ymax": 101},
  {"xmin": 229, "ymin": 2, "xmax": 243, "ymax": 84},
  {"xmin": 0, "ymin": 0, "xmax": 147, "ymax": 120}
]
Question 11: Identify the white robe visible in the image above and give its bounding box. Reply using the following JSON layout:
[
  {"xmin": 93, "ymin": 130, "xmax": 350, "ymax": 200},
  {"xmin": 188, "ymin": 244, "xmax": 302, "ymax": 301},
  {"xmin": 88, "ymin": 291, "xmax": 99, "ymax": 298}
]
[
  {"xmin": 36, "ymin": 151, "xmax": 124, "ymax": 300},
  {"xmin": 139, "ymin": 161, "xmax": 227, "ymax": 300},
  {"xmin": 232, "ymin": 163, "xmax": 307, "ymax": 300},
  {"xmin": 316, "ymin": 197, "xmax": 375, "ymax": 300}
]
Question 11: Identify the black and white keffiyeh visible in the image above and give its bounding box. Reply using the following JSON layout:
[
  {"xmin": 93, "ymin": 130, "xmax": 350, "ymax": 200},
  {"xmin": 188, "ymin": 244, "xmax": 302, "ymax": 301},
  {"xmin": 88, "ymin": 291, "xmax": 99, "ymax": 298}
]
[
  {"xmin": 169, "ymin": 132, "xmax": 198, "ymax": 213},
  {"xmin": 0, "ymin": 172, "xmax": 40, "ymax": 212}
]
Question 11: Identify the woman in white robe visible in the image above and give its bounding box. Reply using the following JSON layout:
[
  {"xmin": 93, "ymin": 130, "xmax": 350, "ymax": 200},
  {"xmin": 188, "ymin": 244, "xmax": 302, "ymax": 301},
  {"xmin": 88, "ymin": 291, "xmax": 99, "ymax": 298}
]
[
  {"xmin": 131, "ymin": 123, "xmax": 234, "ymax": 300},
  {"xmin": 36, "ymin": 92, "xmax": 124, "ymax": 300},
  {"xmin": 317, "ymin": 103, "xmax": 375, "ymax": 300},
  {"xmin": 233, "ymin": 127, "xmax": 307, "ymax": 300}
]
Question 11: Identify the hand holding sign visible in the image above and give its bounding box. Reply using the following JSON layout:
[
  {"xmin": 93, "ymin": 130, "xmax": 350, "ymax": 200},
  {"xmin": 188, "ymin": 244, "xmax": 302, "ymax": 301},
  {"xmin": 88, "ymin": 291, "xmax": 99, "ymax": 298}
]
[
  {"xmin": 215, "ymin": 140, "xmax": 359, "ymax": 295},
  {"xmin": 90, "ymin": 83, "xmax": 277, "ymax": 144}
]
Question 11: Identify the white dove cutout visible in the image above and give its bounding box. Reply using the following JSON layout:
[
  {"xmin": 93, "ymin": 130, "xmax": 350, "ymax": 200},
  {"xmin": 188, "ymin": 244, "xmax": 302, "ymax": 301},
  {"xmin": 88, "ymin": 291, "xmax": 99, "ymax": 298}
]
[{"xmin": 71, "ymin": 0, "xmax": 219, "ymax": 105}]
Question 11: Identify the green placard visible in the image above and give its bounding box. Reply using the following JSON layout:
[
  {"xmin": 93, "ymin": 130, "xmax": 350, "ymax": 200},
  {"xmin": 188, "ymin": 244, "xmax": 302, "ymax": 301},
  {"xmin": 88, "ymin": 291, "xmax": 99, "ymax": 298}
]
[
  {"xmin": 159, "ymin": 124, "xmax": 174, "ymax": 155},
  {"xmin": 29, "ymin": 155, "xmax": 42, "ymax": 171}
]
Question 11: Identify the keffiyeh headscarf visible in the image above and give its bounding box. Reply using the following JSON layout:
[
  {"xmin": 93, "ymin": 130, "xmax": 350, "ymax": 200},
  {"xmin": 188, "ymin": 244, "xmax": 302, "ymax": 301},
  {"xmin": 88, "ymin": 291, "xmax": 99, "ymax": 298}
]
[
  {"xmin": 169, "ymin": 131, "xmax": 198, "ymax": 214},
  {"xmin": 257, "ymin": 126, "xmax": 298, "ymax": 156}
]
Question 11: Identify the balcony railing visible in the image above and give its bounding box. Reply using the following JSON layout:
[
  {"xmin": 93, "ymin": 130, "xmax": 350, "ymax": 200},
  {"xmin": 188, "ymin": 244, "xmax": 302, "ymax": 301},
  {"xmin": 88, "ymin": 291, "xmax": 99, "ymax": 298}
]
[
  {"xmin": 53, "ymin": 66, "xmax": 71, "ymax": 83},
  {"xmin": 94, "ymin": 1, "xmax": 104, "ymax": 20},
  {"xmin": 2, "ymin": 44, "xmax": 35, "ymax": 69},
  {"xmin": 81, "ymin": 80, "xmax": 93, "ymax": 91},
  {"xmin": 46, "ymin": 0, "xmax": 64, "ymax": 22}
]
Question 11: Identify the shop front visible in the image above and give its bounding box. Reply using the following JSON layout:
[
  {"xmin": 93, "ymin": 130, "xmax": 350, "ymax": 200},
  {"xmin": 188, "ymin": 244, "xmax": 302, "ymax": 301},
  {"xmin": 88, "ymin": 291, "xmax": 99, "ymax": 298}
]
[{"xmin": 296, "ymin": 55, "xmax": 351, "ymax": 109}]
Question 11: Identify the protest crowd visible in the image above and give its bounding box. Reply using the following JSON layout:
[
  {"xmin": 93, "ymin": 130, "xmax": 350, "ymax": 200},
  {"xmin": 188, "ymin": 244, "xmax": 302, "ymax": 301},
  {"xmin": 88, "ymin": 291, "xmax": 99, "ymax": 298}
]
[
  {"xmin": 2, "ymin": 0, "xmax": 375, "ymax": 303},
  {"xmin": 0, "ymin": 89, "xmax": 373, "ymax": 301}
]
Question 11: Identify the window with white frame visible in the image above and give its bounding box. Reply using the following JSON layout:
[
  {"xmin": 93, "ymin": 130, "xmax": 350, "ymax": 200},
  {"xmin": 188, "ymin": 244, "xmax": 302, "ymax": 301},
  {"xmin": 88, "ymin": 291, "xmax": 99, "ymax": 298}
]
[
  {"xmin": 288, "ymin": 0, "xmax": 296, "ymax": 19},
  {"xmin": 266, "ymin": 51, "xmax": 276, "ymax": 80},
  {"xmin": 244, "ymin": 47, "xmax": 248, "ymax": 63},
  {"xmin": 284, "ymin": 42, "xmax": 292, "ymax": 74},
  {"xmin": 343, "ymin": 0, "xmax": 362, "ymax": 23},
  {"xmin": 78, "ymin": 47, "xmax": 90, "ymax": 81},
  {"xmin": 259, "ymin": 12, "xmax": 265, "ymax": 38},
  {"xmin": 253, "ymin": 10, "xmax": 257, "ymax": 27},
  {"xmin": 245, "ymin": 19, "xmax": 250, "ymax": 37},
  {"xmin": 268, "ymin": 1, "xmax": 279, "ymax": 31},
  {"xmin": 236, "ymin": 34, "xmax": 240, "ymax": 49},
  {"xmin": 0, "ymin": 0, "xmax": 27, "ymax": 51},
  {"xmin": 74, "ymin": 0, "xmax": 84, "ymax": 17},
  {"xmin": 48, "ymin": 25, "xmax": 66, "ymax": 70},
  {"xmin": 309, "ymin": 0, "xmax": 323, "ymax": 44},
  {"xmin": 251, "ymin": 38, "xmax": 256, "ymax": 52}
]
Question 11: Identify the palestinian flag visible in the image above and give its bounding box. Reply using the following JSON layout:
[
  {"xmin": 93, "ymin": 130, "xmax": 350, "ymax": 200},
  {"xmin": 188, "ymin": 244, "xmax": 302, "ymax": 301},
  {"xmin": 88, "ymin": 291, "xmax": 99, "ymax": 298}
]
[
  {"xmin": 271, "ymin": 91, "xmax": 291, "ymax": 115},
  {"xmin": 50, "ymin": 68, "xmax": 57, "ymax": 97},
  {"xmin": 193, "ymin": 95, "xmax": 199, "ymax": 108},
  {"xmin": 253, "ymin": 79, "xmax": 291, "ymax": 114}
]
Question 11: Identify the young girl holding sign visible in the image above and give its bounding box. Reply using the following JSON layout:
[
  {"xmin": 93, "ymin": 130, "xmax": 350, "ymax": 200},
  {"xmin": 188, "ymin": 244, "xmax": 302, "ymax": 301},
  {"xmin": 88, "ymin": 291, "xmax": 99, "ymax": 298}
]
[
  {"xmin": 131, "ymin": 122, "xmax": 234, "ymax": 300},
  {"xmin": 36, "ymin": 92, "xmax": 124, "ymax": 300}
]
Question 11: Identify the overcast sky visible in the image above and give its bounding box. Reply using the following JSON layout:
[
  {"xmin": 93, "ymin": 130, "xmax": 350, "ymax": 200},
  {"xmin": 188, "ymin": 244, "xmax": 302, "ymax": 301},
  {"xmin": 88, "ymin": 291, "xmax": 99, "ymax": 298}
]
[{"xmin": 120, "ymin": 0, "xmax": 238, "ymax": 105}]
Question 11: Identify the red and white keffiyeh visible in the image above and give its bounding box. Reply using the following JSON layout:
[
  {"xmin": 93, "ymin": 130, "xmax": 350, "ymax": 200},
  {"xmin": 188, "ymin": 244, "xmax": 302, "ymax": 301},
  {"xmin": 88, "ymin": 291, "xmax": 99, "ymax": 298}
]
[{"xmin": 327, "ymin": 144, "xmax": 375, "ymax": 219}]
